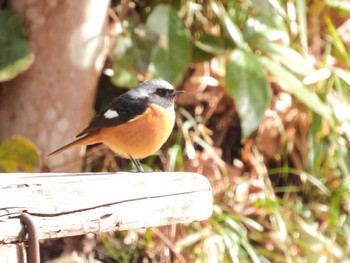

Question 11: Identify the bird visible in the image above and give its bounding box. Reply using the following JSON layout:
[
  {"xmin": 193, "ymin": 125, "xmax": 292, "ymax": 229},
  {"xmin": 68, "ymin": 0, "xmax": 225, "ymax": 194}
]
[{"xmin": 47, "ymin": 79, "xmax": 184, "ymax": 171}]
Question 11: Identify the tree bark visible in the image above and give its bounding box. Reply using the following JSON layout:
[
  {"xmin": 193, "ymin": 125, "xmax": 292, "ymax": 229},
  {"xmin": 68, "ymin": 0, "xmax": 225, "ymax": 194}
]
[{"xmin": 0, "ymin": 0, "xmax": 110, "ymax": 171}]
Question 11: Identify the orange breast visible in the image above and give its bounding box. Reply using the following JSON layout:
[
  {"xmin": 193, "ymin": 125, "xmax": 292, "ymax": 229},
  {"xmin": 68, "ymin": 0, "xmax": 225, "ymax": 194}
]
[{"xmin": 100, "ymin": 104, "xmax": 175, "ymax": 159}]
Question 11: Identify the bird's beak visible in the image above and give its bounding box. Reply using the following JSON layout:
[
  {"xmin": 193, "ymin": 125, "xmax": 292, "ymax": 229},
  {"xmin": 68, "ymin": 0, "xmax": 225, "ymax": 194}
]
[{"xmin": 174, "ymin": 90, "xmax": 185, "ymax": 95}]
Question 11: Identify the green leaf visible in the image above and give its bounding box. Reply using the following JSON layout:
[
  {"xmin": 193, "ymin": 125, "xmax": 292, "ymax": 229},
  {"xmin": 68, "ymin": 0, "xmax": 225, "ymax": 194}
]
[
  {"xmin": 111, "ymin": 54, "xmax": 138, "ymax": 88},
  {"xmin": 259, "ymin": 57, "xmax": 333, "ymax": 124},
  {"xmin": 167, "ymin": 144, "xmax": 184, "ymax": 172},
  {"xmin": 0, "ymin": 10, "xmax": 34, "ymax": 82},
  {"xmin": 194, "ymin": 34, "xmax": 231, "ymax": 55},
  {"xmin": 192, "ymin": 34, "xmax": 233, "ymax": 62},
  {"xmin": 325, "ymin": 16, "xmax": 350, "ymax": 66},
  {"xmin": 244, "ymin": 17, "xmax": 289, "ymax": 44},
  {"xmin": 110, "ymin": 34, "xmax": 139, "ymax": 88},
  {"xmin": 110, "ymin": 34, "xmax": 133, "ymax": 59},
  {"xmin": 296, "ymin": 0, "xmax": 308, "ymax": 50},
  {"xmin": 111, "ymin": 31, "xmax": 155, "ymax": 76},
  {"xmin": 192, "ymin": 46, "xmax": 216, "ymax": 63},
  {"xmin": 255, "ymin": 42, "xmax": 314, "ymax": 75},
  {"xmin": 0, "ymin": 136, "xmax": 40, "ymax": 172},
  {"xmin": 131, "ymin": 34, "xmax": 155, "ymax": 75},
  {"xmin": 211, "ymin": 1, "xmax": 249, "ymax": 51},
  {"xmin": 146, "ymin": 4, "xmax": 191, "ymax": 85},
  {"xmin": 226, "ymin": 49, "xmax": 270, "ymax": 139},
  {"xmin": 248, "ymin": 0, "xmax": 286, "ymax": 18}
]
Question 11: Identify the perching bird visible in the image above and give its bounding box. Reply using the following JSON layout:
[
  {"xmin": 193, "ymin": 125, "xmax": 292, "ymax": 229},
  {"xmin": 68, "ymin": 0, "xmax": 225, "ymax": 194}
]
[{"xmin": 48, "ymin": 79, "xmax": 184, "ymax": 171}]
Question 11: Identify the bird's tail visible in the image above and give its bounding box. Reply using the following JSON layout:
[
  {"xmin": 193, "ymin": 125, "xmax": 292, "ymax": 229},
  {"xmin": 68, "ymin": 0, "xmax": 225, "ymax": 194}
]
[{"xmin": 47, "ymin": 133, "xmax": 101, "ymax": 157}]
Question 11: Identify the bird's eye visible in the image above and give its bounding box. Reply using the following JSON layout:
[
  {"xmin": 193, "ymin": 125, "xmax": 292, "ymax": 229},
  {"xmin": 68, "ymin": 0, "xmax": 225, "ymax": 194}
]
[{"xmin": 155, "ymin": 88, "xmax": 167, "ymax": 97}]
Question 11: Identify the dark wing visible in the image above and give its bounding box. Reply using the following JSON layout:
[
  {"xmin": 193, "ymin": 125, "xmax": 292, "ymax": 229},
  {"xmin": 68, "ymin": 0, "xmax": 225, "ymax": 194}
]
[{"xmin": 76, "ymin": 93, "xmax": 148, "ymax": 137}]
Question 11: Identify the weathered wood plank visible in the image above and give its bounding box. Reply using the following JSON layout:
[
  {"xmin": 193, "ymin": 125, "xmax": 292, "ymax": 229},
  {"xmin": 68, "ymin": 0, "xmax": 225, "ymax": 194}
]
[{"xmin": 0, "ymin": 172, "xmax": 212, "ymax": 243}]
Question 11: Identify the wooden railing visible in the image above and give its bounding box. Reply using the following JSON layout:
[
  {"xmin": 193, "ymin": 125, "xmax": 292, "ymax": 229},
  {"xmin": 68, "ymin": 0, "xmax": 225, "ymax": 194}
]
[{"xmin": 0, "ymin": 172, "xmax": 212, "ymax": 262}]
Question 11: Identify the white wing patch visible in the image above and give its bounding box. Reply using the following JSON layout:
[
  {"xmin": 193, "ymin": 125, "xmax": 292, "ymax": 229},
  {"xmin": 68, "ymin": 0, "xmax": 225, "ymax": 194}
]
[{"xmin": 104, "ymin": 109, "xmax": 119, "ymax": 119}]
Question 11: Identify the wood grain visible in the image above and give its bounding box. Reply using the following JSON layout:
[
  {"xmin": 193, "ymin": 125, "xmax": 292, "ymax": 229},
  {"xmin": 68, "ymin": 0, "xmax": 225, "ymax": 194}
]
[{"xmin": 0, "ymin": 172, "xmax": 212, "ymax": 243}]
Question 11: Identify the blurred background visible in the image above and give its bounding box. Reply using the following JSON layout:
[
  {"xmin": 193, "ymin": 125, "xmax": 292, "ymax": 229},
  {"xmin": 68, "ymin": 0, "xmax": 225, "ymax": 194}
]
[{"xmin": 1, "ymin": 0, "xmax": 350, "ymax": 262}]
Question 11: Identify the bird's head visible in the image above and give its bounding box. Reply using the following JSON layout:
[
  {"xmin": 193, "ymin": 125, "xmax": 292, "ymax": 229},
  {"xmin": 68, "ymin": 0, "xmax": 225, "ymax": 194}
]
[{"xmin": 133, "ymin": 79, "xmax": 184, "ymax": 110}]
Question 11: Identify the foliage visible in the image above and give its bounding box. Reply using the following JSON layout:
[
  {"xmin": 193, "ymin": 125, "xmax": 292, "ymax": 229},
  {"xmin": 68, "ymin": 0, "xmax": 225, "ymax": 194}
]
[
  {"xmin": 0, "ymin": 136, "xmax": 40, "ymax": 172},
  {"xmin": 147, "ymin": 4, "xmax": 192, "ymax": 85},
  {"xmin": 0, "ymin": 10, "xmax": 34, "ymax": 82},
  {"xmin": 93, "ymin": 0, "xmax": 350, "ymax": 262},
  {"xmin": 226, "ymin": 49, "xmax": 270, "ymax": 139},
  {"xmin": 110, "ymin": 4, "xmax": 191, "ymax": 88}
]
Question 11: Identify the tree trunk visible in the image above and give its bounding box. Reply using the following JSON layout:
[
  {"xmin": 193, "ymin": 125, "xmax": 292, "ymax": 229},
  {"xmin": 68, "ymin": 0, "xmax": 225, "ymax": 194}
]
[{"xmin": 0, "ymin": 0, "xmax": 110, "ymax": 172}]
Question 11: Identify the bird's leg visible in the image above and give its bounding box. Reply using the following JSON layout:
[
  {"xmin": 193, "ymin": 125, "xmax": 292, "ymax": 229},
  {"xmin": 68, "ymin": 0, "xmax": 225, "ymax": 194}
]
[{"xmin": 129, "ymin": 155, "xmax": 144, "ymax": 172}]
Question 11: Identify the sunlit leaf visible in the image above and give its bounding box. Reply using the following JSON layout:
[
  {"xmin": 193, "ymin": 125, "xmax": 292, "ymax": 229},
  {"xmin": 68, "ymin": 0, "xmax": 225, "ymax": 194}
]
[
  {"xmin": 295, "ymin": 216, "xmax": 343, "ymax": 258},
  {"xmin": 255, "ymin": 42, "xmax": 314, "ymax": 75},
  {"xmin": 0, "ymin": 136, "xmax": 40, "ymax": 172},
  {"xmin": 211, "ymin": 1, "xmax": 249, "ymax": 50},
  {"xmin": 201, "ymin": 235, "xmax": 225, "ymax": 262},
  {"xmin": 194, "ymin": 34, "xmax": 230, "ymax": 55},
  {"xmin": 222, "ymin": 232, "xmax": 240, "ymax": 263},
  {"xmin": 167, "ymin": 144, "xmax": 184, "ymax": 172},
  {"xmin": 131, "ymin": 33, "xmax": 156, "ymax": 75},
  {"xmin": 259, "ymin": 57, "xmax": 333, "ymax": 124},
  {"xmin": 226, "ymin": 49, "xmax": 270, "ymax": 139},
  {"xmin": 111, "ymin": 54, "xmax": 138, "ymax": 88},
  {"xmin": 335, "ymin": 68, "xmax": 350, "ymax": 86},
  {"xmin": 0, "ymin": 10, "xmax": 34, "ymax": 82},
  {"xmin": 175, "ymin": 230, "xmax": 209, "ymax": 253},
  {"xmin": 329, "ymin": 91, "xmax": 350, "ymax": 143},
  {"xmin": 110, "ymin": 34, "xmax": 139, "ymax": 88},
  {"xmin": 244, "ymin": 17, "xmax": 289, "ymax": 44},
  {"xmin": 249, "ymin": 0, "xmax": 286, "ymax": 18},
  {"xmin": 236, "ymin": 216, "xmax": 264, "ymax": 232},
  {"xmin": 146, "ymin": 4, "xmax": 191, "ymax": 85},
  {"xmin": 325, "ymin": 16, "xmax": 350, "ymax": 66},
  {"xmin": 110, "ymin": 34, "xmax": 133, "ymax": 59},
  {"xmin": 240, "ymin": 239, "xmax": 261, "ymax": 263},
  {"xmin": 296, "ymin": 0, "xmax": 308, "ymax": 50},
  {"xmin": 326, "ymin": 0, "xmax": 350, "ymax": 13},
  {"xmin": 111, "ymin": 30, "xmax": 156, "ymax": 80}
]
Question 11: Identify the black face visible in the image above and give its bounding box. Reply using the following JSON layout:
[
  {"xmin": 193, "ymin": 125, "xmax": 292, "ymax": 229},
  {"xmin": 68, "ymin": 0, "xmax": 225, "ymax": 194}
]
[
  {"xmin": 131, "ymin": 80, "xmax": 183, "ymax": 110},
  {"xmin": 147, "ymin": 87, "xmax": 180, "ymax": 110},
  {"xmin": 154, "ymin": 88, "xmax": 176, "ymax": 98}
]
